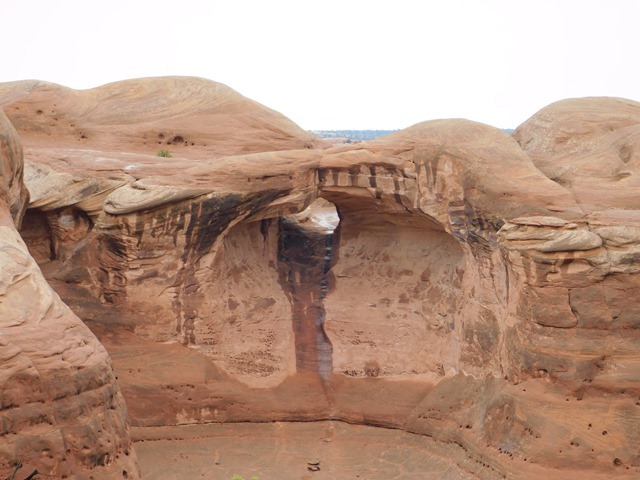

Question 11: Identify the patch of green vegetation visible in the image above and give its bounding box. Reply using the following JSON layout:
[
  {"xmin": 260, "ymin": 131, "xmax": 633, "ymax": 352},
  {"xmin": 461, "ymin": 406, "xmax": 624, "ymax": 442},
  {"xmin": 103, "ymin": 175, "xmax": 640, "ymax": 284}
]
[
  {"xmin": 156, "ymin": 149, "xmax": 172, "ymax": 158},
  {"xmin": 231, "ymin": 475, "xmax": 259, "ymax": 480}
]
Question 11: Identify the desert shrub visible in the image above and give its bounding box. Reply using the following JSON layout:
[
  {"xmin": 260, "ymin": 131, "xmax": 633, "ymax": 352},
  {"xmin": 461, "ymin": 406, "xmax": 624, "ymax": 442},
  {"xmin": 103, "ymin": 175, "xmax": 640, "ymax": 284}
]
[{"xmin": 156, "ymin": 149, "xmax": 172, "ymax": 158}]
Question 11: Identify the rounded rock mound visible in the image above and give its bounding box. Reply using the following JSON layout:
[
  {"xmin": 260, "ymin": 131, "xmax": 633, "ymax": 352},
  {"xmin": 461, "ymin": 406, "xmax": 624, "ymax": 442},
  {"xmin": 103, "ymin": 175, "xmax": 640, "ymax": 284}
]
[{"xmin": 0, "ymin": 76, "xmax": 321, "ymax": 158}]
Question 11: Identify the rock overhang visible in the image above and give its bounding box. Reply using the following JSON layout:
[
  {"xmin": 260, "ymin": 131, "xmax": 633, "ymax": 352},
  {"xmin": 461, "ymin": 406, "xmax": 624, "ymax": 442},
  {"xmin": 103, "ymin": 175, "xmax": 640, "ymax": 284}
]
[{"xmin": 1, "ymin": 77, "xmax": 639, "ymax": 478}]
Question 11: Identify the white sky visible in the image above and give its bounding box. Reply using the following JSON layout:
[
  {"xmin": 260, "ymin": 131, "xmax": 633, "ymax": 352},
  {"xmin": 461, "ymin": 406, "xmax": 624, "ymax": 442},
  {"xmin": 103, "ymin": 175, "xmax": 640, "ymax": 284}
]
[{"xmin": 1, "ymin": 0, "xmax": 639, "ymax": 130}]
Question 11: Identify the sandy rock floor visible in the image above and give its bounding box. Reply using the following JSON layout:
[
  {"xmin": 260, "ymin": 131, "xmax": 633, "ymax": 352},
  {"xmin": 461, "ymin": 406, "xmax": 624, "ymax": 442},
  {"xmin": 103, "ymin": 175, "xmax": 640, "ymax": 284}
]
[{"xmin": 134, "ymin": 421, "xmax": 480, "ymax": 480}]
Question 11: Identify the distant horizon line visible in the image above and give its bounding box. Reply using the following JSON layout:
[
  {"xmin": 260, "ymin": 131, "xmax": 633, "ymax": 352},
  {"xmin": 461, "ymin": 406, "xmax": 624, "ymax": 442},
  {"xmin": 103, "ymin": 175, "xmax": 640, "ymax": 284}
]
[
  {"xmin": 309, "ymin": 127, "xmax": 515, "ymax": 133},
  {"xmin": 307, "ymin": 126, "xmax": 515, "ymax": 132}
]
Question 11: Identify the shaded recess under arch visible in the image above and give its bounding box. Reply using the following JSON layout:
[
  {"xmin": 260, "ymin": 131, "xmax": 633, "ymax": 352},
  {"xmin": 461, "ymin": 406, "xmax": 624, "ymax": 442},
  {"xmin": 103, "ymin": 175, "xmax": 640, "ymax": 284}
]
[
  {"xmin": 317, "ymin": 189, "xmax": 467, "ymax": 379},
  {"xmin": 140, "ymin": 187, "xmax": 468, "ymax": 386},
  {"xmin": 20, "ymin": 206, "xmax": 94, "ymax": 263},
  {"xmin": 191, "ymin": 198, "xmax": 340, "ymax": 386}
]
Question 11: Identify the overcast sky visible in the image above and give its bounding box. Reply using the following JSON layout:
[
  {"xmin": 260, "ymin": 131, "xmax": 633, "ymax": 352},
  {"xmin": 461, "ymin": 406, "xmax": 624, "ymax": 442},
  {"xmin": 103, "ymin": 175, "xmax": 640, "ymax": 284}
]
[{"xmin": 2, "ymin": 1, "xmax": 639, "ymax": 130}]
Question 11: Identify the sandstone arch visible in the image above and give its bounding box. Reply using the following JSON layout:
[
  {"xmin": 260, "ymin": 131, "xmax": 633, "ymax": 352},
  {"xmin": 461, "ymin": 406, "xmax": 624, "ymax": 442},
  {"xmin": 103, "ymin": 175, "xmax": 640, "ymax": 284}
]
[{"xmin": 1, "ymin": 78, "xmax": 639, "ymax": 478}]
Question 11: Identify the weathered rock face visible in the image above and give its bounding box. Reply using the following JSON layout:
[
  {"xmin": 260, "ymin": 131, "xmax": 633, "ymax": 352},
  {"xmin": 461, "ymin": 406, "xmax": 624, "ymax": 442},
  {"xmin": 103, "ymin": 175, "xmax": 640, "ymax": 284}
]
[
  {"xmin": 278, "ymin": 201, "xmax": 338, "ymax": 378},
  {"xmin": 0, "ymin": 77, "xmax": 321, "ymax": 158},
  {"xmin": 316, "ymin": 121, "xmax": 580, "ymax": 386},
  {"xmin": 1, "ymin": 78, "xmax": 639, "ymax": 478},
  {"xmin": 514, "ymin": 97, "xmax": 640, "ymax": 212},
  {"xmin": 0, "ymin": 110, "xmax": 28, "ymax": 225},
  {"xmin": 0, "ymin": 109, "xmax": 139, "ymax": 479}
]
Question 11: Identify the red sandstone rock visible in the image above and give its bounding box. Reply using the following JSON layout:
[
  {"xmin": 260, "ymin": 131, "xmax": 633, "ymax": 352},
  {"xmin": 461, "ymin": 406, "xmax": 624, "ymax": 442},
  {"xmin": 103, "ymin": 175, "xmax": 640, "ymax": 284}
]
[
  {"xmin": 0, "ymin": 77, "xmax": 321, "ymax": 159},
  {"xmin": 513, "ymin": 97, "xmax": 640, "ymax": 212},
  {"xmin": 0, "ymin": 109, "xmax": 139, "ymax": 479},
  {"xmin": 0, "ymin": 77, "xmax": 638, "ymax": 479}
]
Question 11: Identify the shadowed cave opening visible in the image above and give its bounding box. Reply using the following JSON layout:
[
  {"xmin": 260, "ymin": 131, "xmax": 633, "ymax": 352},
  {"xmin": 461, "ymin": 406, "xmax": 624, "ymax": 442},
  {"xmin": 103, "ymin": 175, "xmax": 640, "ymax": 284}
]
[
  {"xmin": 19, "ymin": 208, "xmax": 55, "ymax": 263},
  {"xmin": 20, "ymin": 207, "xmax": 94, "ymax": 264}
]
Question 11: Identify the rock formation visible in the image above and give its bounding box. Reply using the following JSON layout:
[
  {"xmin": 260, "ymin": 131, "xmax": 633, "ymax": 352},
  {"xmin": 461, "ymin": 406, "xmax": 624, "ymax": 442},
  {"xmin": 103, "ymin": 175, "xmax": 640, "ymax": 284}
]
[
  {"xmin": 0, "ymin": 77, "xmax": 638, "ymax": 479},
  {"xmin": 0, "ymin": 110, "xmax": 139, "ymax": 478},
  {"xmin": 0, "ymin": 77, "xmax": 320, "ymax": 158}
]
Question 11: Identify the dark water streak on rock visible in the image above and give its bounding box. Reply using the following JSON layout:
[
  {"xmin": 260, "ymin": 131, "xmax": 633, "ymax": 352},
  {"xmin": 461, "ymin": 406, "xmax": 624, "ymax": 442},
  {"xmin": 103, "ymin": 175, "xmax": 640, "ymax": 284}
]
[{"xmin": 277, "ymin": 217, "xmax": 337, "ymax": 379}]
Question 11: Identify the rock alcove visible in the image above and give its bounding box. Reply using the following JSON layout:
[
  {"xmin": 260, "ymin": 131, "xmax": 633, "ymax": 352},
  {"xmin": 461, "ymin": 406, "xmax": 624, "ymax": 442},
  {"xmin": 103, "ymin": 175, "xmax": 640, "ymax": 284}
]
[{"xmin": 1, "ymin": 77, "xmax": 639, "ymax": 479}]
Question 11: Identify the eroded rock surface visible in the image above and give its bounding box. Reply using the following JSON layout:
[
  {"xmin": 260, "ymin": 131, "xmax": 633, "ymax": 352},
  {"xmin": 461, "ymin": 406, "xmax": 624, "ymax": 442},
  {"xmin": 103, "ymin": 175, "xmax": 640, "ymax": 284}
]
[
  {"xmin": 0, "ymin": 77, "xmax": 320, "ymax": 158},
  {"xmin": 0, "ymin": 78, "xmax": 639, "ymax": 479},
  {"xmin": 0, "ymin": 109, "xmax": 139, "ymax": 479}
]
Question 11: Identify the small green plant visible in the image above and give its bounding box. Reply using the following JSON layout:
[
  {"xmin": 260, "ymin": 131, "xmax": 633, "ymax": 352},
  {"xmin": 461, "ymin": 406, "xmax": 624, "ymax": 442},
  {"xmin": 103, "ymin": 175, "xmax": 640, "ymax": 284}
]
[
  {"xmin": 231, "ymin": 475, "xmax": 258, "ymax": 480},
  {"xmin": 156, "ymin": 149, "xmax": 172, "ymax": 158}
]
